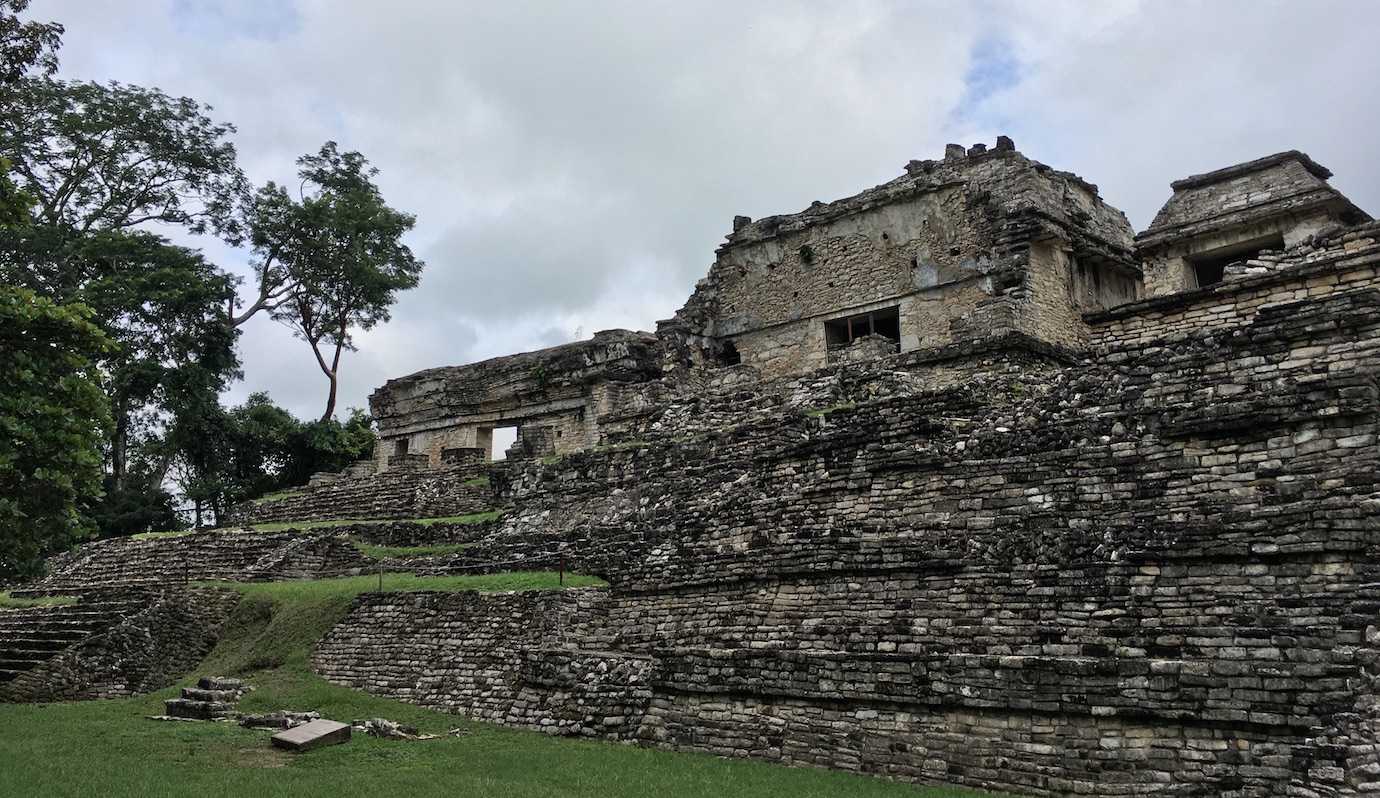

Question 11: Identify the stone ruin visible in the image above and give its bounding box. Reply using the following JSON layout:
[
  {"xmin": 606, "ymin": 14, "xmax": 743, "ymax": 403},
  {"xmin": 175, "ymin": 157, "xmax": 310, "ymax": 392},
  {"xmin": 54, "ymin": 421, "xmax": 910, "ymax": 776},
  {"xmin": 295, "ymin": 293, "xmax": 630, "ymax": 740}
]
[{"xmin": 5, "ymin": 139, "xmax": 1380, "ymax": 796}]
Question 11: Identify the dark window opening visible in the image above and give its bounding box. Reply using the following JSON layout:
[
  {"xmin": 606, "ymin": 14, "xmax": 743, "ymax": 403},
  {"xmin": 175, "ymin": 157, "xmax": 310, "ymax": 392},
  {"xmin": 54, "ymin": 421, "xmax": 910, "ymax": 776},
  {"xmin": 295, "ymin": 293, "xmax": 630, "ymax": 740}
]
[
  {"xmin": 393, "ymin": 438, "xmax": 409, "ymax": 457},
  {"xmin": 824, "ymin": 306, "xmax": 901, "ymax": 351},
  {"xmin": 717, "ymin": 341, "xmax": 742, "ymax": 366},
  {"xmin": 1188, "ymin": 234, "xmax": 1284, "ymax": 289}
]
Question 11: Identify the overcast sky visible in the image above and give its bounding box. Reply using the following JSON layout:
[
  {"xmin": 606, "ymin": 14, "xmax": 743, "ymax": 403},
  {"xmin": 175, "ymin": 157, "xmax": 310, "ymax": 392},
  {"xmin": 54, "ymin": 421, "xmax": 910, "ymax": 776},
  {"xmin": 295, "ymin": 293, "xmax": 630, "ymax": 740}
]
[{"xmin": 37, "ymin": 0, "xmax": 1380, "ymax": 422}]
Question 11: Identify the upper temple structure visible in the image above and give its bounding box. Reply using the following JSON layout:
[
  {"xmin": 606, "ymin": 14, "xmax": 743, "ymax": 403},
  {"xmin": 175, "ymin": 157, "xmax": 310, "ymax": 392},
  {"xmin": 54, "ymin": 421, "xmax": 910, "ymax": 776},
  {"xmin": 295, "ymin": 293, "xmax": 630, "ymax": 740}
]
[{"xmin": 369, "ymin": 138, "xmax": 1370, "ymax": 467}]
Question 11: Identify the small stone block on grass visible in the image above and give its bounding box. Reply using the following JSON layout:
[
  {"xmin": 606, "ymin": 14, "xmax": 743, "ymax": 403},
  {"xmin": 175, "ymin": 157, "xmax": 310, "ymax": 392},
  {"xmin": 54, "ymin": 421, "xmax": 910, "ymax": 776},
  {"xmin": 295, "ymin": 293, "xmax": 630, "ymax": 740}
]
[{"xmin": 271, "ymin": 719, "xmax": 351, "ymax": 752}]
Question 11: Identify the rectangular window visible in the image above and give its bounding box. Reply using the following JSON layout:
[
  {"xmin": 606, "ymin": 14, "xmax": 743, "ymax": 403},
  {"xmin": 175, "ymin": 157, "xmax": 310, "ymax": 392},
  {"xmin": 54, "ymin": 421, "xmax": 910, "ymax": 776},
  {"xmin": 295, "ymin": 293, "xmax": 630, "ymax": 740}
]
[
  {"xmin": 1188, "ymin": 233, "xmax": 1284, "ymax": 288},
  {"xmin": 824, "ymin": 306, "xmax": 901, "ymax": 351}
]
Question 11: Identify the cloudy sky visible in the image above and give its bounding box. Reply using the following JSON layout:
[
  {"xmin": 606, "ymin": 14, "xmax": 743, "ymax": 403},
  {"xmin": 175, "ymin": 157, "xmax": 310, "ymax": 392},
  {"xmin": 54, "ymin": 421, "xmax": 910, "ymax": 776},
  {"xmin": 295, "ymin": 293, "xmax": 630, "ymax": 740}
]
[{"xmin": 37, "ymin": 0, "xmax": 1380, "ymax": 422}]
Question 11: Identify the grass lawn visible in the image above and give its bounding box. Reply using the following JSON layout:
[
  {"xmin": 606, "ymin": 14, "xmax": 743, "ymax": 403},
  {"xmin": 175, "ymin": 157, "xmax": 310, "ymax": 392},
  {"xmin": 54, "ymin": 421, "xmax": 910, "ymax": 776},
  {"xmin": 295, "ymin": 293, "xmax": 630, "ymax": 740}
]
[
  {"xmin": 0, "ymin": 572, "xmax": 991, "ymax": 798},
  {"xmin": 0, "ymin": 591, "xmax": 77, "ymax": 609},
  {"xmin": 350, "ymin": 540, "xmax": 474, "ymax": 559}
]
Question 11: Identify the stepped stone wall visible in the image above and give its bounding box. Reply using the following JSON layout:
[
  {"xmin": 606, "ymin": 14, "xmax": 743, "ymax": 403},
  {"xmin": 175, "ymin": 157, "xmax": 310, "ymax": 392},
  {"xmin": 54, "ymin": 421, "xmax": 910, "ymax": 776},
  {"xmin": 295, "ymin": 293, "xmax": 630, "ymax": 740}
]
[
  {"xmin": 312, "ymin": 249, "xmax": 1380, "ymax": 796},
  {"xmin": 32, "ymin": 531, "xmax": 371, "ymax": 592},
  {"xmin": 230, "ymin": 463, "xmax": 494, "ymax": 525},
  {"xmin": 0, "ymin": 588, "xmax": 240, "ymax": 702}
]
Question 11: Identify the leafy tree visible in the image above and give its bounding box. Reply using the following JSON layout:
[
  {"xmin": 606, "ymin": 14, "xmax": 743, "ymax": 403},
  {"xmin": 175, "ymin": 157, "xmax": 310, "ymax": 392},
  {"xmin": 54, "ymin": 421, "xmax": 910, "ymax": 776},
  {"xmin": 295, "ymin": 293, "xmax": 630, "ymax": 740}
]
[
  {"xmin": 0, "ymin": 286, "xmax": 112, "ymax": 578},
  {"xmin": 243, "ymin": 142, "xmax": 423, "ymax": 419},
  {"xmin": 88, "ymin": 482, "xmax": 180, "ymax": 540},
  {"xmin": 282, "ymin": 409, "xmax": 376, "ymax": 486},
  {"xmin": 0, "ymin": 227, "xmax": 241, "ymax": 491},
  {"xmin": 0, "ymin": 155, "xmax": 27, "ymax": 227},
  {"xmin": 0, "ymin": 0, "xmax": 57, "ymax": 225},
  {"xmin": 0, "ymin": 0, "xmax": 61, "ymax": 86},
  {"xmin": 0, "ymin": 78, "xmax": 247, "ymax": 236},
  {"xmin": 160, "ymin": 393, "xmax": 375, "ymax": 527}
]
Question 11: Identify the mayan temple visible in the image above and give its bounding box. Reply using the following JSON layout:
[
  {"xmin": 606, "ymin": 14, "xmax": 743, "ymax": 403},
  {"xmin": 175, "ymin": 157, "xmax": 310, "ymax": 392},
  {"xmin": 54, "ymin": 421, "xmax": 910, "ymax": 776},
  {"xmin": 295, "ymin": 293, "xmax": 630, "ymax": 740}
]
[{"xmin": 6, "ymin": 138, "xmax": 1380, "ymax": 796}]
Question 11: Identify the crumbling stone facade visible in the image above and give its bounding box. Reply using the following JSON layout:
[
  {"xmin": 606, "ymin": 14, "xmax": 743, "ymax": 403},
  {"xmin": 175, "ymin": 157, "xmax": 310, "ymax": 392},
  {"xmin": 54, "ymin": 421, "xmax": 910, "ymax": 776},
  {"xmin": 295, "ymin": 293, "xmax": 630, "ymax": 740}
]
[
  {"xmin": 309, "ymin": 144, "xmax": 1380, "ymax": 796},
  {"xmin": 368, "ymin": 329, "xmax": 661, "ymax": 467}
]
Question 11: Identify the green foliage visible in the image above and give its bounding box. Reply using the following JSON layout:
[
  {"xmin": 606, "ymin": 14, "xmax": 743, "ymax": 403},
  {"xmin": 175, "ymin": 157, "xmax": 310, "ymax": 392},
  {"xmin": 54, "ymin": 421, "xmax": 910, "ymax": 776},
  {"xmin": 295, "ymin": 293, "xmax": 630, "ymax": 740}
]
[
  {"xmin": 89, "ymin": 481, "xmax": 182, "ymax": 540},
  {"xmin": 0, "ymin": 155, "xmax": 30, "ymax": 228},
  {"xmin": 243, "ymin": 142, "xmax": 423, "ymax": 419},
  {"xmin": 281, "ymin": 407, "xmax": 377, "ymax": 485},
  {"xmin": 1, "ymin": 225, "xmax": 242, "ymax": 505},
  {"xmin": 0, "ymin": 285, "xmax": 112, "ymax": 577},
  {"xmin": 0, "ymin": 78, "xmax": 246, "ymax": 236},
  {"xmin": 0, "ymin": 1, "xmax": 62, "ymax": 87}
]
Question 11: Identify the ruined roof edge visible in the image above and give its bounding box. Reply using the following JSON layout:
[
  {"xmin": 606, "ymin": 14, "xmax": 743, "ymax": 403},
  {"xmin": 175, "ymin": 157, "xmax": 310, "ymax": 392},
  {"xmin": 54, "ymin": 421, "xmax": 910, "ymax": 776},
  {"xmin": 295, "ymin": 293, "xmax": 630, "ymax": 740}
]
[
  {"xmin": 374, "ymin": 328, "xmax": 657, "ymax": 389},
  {"xmin": 1169, "ymin": 150, "xmax": 1332, "ymax": 191}
]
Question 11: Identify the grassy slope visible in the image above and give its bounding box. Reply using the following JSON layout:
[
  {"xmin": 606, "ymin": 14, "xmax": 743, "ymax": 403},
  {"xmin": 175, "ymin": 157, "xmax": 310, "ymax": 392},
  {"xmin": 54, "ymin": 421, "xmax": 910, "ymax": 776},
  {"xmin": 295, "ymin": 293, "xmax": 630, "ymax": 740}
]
[{"xmin": 0, "ymin": 572, "xmax": 993, "ymax": 798}]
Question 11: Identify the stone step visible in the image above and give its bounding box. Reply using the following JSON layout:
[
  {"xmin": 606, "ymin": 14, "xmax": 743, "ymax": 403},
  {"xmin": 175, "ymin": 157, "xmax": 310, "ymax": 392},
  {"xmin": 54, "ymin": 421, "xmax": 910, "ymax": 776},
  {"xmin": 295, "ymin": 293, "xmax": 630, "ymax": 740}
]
[
  {"xmin": 163, "ymin": 698, "xmax": 238, "ymax": 720},
  {"xmin": 0, "ymin": 629, "xmax": 87, "ymax": 642},
  {"xmin": 0, "ymin": 613, "xmax": 129, "ymax": 629},
  {"xmin": 198, "ymin": 676, "xmax": 246, "ymax": 691},
  {"xmin": 180, "ymin": 687, "xmax": 242, "ymax": 702},
  {"xmin": 0, "ymin": 667, "xmax": 25, "ymax": 682},
  {"xmin": 0, "ymin": 658, "xmax": 50, "ymax": 672},
  {"xmin": 0, "ymin": 645, "xmax": 69, "ymax": 659}
]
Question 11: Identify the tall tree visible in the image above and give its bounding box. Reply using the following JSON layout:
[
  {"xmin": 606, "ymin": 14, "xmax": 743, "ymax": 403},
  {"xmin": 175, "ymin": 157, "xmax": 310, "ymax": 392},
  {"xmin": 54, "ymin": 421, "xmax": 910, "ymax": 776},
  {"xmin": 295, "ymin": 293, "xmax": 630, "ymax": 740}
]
[
  {"xmin": 0, "ymin": 74, "xmax": 245, "ymax": 499},
  {"xmin": 0, "ymin": 286, "xmax": 112, "ymax": 578},
  {"xmin": 0, "ymin": 78, "xmax": 246, "ymax": 236},
  {"xmin": 0, "ymin": 227, "xmax": 240, "ymax": 491},
  {"xmin": 243, "ymin": 142, "xmax": 423, "ymax": 419}
]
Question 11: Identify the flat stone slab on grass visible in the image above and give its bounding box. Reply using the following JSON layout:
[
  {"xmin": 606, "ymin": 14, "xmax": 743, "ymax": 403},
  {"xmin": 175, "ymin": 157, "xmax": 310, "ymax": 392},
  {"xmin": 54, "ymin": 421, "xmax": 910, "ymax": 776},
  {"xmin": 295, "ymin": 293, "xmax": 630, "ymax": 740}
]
[{"xmin": 271, "ymin": 719, "xmax": 351, "ymax": 752}]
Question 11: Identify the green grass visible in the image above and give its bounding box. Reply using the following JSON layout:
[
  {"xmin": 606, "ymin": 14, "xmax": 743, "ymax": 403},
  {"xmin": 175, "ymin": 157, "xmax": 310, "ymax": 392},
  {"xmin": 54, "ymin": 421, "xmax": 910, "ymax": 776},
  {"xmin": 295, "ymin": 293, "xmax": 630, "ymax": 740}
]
[
  {"xmin": 463, "ymin": 475, "xmax": 491, "ymax": 487},
  {"xmin": 0, "ymin": 591, "xmax": 77, "ymax": 609},
  {"xmin": 193, "ymin": 572, "xmax": 606, "ymax": 604},
  {"xmin": 0, "ymin": 571, "xmax": 990, "ymax": 797},
  {"xmin": 252, "ymin": 489, "xmax": 305, "ymax": 505},
  {"xmin": 805, "ymin": 402, "xmax": 858, "ymax": 418},
  {"xmin": 350, "ymin": 540, "xmax": 474, "ymax": 560},
  {"xmin": 132, "ymin": 529, "xmax": 197, "ymax": 540},
  {"xmin": 249, "ymin": 512, "xmax": 504, "ymax": 534}
]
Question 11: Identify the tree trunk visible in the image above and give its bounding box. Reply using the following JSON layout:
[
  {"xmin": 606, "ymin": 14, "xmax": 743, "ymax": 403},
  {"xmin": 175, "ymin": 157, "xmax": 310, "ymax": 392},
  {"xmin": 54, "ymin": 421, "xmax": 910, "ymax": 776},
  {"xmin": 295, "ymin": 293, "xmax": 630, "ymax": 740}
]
[
  {"xmin": 111, "ymin": 400, "xmax": 128, "ymax": 490},
  {"xmin": 313, "ymin": 316, "xmax": 349, "ymax": 422}
]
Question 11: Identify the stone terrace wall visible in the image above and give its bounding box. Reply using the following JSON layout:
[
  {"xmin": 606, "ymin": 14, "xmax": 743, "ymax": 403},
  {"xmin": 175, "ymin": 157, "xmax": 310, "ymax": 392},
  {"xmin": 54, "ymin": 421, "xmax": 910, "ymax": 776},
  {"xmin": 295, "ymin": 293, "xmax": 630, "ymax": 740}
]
[
  {"xmin": 231, "ymin": 463, "xmax": 495, "ymax": 525},
  {"xmin": 32, "ymin": 531, "xmax": 371, "ymax": 592},
  {"xmin": 313, "ymin": 589, "xmax": 654, "ymax": 738},
  {"xmin": 313, "ymin": 253, "xmax": 1380, "ymax": 796}
]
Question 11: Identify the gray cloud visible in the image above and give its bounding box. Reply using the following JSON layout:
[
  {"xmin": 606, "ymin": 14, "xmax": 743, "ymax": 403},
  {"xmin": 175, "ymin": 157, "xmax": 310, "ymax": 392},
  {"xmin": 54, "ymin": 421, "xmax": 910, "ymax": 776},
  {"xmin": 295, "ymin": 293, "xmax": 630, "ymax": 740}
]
[{"xmin": 36, "ymin": 0, "xmax": 1380, "ymax": 421}]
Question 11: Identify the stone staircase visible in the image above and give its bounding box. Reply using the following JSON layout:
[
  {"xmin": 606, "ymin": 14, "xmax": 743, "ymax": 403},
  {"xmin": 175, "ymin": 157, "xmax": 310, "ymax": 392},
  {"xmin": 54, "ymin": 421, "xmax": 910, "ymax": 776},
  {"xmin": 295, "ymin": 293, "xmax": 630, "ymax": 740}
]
[
  {"xmin": 0, "ymin": 595, "xmax": 146, "ymax": 683},
  {"xmin": 164, "ymin": 677, "xmax": 250, "ymax": 719}
]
